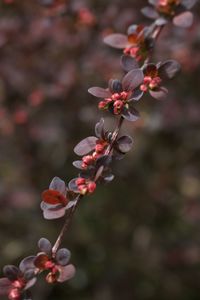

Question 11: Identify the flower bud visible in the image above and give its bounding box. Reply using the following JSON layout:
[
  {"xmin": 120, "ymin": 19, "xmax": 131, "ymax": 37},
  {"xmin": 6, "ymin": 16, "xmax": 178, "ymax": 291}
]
[
  {"xmin": 8, "ymin": 289, "xmax": 20, "ymax": 300},
  {"xmin": 87, "ymin": 181, "xmax": 96, "ymax": 194}
]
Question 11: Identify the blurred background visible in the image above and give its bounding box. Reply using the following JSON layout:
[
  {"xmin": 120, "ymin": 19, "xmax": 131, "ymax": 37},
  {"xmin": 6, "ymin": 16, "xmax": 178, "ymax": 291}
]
[{"xmin": 0, "ymin": 0, "xmax": 200, "ymax": 299}]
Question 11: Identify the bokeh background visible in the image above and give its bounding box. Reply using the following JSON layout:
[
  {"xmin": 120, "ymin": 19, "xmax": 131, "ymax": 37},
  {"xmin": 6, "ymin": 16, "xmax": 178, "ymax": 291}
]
[{"xmin": 0, "ymin": 0, "xmax": 200, "ymax": 299}]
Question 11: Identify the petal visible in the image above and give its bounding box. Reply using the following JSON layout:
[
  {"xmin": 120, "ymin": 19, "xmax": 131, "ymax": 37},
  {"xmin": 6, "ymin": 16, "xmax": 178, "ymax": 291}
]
[
  {"xmin": 141, "ymin": 6, "xmax": 159, "ymax": 19},
  {"xmin": 103, "ymin": 33, "xmax": 129, "ymax": 49},
  {"xmin": 121, "ymin": 55, "xmax": 139, "ymax": 72},
  {"xmin": 149, "ymin": 87, "xmax": 168, "ymax": 99},
  {"xmin": 38, "ymin": 238, "xmax": 52, "ymax": 255},
  {"xmin": 173, "ymin": 11, "xmax": 194, "ymax": 28},
  {"xmin": 122, "ymin": 69, "xmax": 144, "ymax": 91},
  {"xmin": 88, "ymin": 87, "xmax": 111, "ymax": 98},
  {"xmin": 56, "ymin": 248, "xmax": 71, "ymax": 266},
  {"xmin": 49, "ymin": 177, "xmax": 66, "ymax": 195},
  {"xmin": 57, "ymin": 264, "xmax": 76, "ymax": 283},
  {"xmin": 74, "ymin": 136, "xmax": 98, "ymax": 156}
]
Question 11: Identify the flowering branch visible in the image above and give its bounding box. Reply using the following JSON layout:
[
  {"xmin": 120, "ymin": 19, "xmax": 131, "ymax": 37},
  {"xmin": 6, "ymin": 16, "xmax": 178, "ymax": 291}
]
[{"xmin": 0, "ymin": 0, "xmax": 197, "ymax": 299}]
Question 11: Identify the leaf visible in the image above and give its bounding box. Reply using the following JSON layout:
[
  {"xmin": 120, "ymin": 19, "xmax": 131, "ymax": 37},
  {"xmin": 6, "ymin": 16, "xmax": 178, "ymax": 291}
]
[
  {"xmin": 74, "ymin": 136, "xmax": 97, "ymax": 156},
  {"xmin": 149, "ymin": 87, "xmax": 168, "ymax": 99},
  {"xmin": 72, "ymin": 160, "xmax": 83, "ymax": 169},
  {"xmin": 159, "ymin": 60, "xmax": 181, "ymax": 79},
  {"xmin": 38, "ymin": 238, "xmax": 52, "ymax": 255},
  {"xmin": 34, "ymin": 254, "xmax": 49, "ymax": 269},
  {"xmin": 144, "ymin": 63, "xmax": 158, "ymax": 77},
  {"xmin": 108, "ymin": 79, "xmax": 123, "ymax": 93},
  {"xmin": 0, "ymin": 278, "xmax": 11, "ymax": 295},
  {"xmin": 129, "ymin": 88, "xmax": 143, "ymax": 101},
  {"xmin": 68, "ymin": 178, "xmax": 79, "ymax": 193},
  {"xmin": 56, "ymin": 248, "xmax": 71, "ymax": 266},
  {"xmin": 103, "ymin": 33, "xmax": 129, "ymax": 49},
  {"xmin": 43, "ymin": 207, "xmax": 66, "ymax": 220},
  {"xmin": 49, "ymin": 177, "xmax": 66, "ymax": 196},
  {"xmin": 122, "ymin": 69, "xmax": 144, "ymax": 91},
  {"xmin": 96, "ymin": 155, "xmax": 112, "ymax": 169},
  {"xmin": 95, "ymin": 118, "xmax": 105, "ymax": 139},
  {"xmin": 121, "ymin": 55, "xmax": 139, "ymax": 72},
  {"xmin": 88, "ymin": 87, "xmax": 111, "ymax": 98},
  {"xmin": 116, "ymin": 135, "xmax": 133, "ymax": 153},
  {"xmin": 3, "ymin": 265, "xmax": 19, "ymax": 281},
  {"xmin": 173, "ymin": 11, "xmax": 193, "ymax": 28},
  {"xmin": 122, "ymin": 106, "xmax": 140, "ymax": 122},
  {"xmin": 24, "ymin": 277, "xmax": 37, "ymax": 290},
  {"xmin": 42, "ymin": 190, "xmax": 68, "ymax": 206},
  {"xmin": 182, "ymin": 0, "xmax": 197, "ymax": 9},
  {"xmin": 141, "ymin": 6, "xmax": 159, "ymax": 19},
  {"xmin": 19, "ymin": 256, "xmax": 36, "ymax": 273},
  {"xmin": 57, "ymin": 264, "xmax": 76, "ymax": 283},
  {"xmin": 40, "ymin": 201, "xmax": 63, "ymax": 211},
  {"xmin": 155, "ymin": 17, "xmax": 168, "ymax": 26},
  {"xmin": 66, "ymin": 199, "xmax": 78, "ymax": 210},
  {"xmin": 148, "ymin": 0, "xmax": 157, "ymax": 5}
]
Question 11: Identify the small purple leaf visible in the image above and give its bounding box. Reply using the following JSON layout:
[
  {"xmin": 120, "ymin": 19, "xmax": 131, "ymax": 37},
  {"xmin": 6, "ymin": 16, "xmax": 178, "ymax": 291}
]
[
  {"xmin": 57, "ymin": 264, "xmax": 76, "ymax": 282},
  {"xmin": 38, "ymin": 238, "xmax": 52, "ymax": 254},
  {"xmin": 3, "ymin": 265, "xmax": 19, "ymax": 281},
  {"xmin": 96, "ymin": 155, "xmax": 112, "ymax": 168},
  {"xmin": 159, "ymin": 60, "xmax": 181, "ymax": 79},
  {"xmin": 19, "ymin": 256, "xmax": 36, "ymax": 274},
  {"xmin": 122, "ymin": 106, "xmax": 140, "ymax": 122},
  {"xmin": 129, "ymin": 88, "xmax": 144, "ymax": 101},
  {"xmin": 182, "ymin": 0, "xmax": 197, "ymax": 9},
  {"xmin": 149, "ymin": 87, "xmax": 168, "ymax": 100},
  {"xmin": 49, "ymin": 177, "xmax": 66, "ymax": 196},
  {"xmin": 116, "ymin": 135, "xmax": 133, "ymax": 153},
  {"xmin": 56, "ymin": 248, "xmax": 71, "ymax": 266},
  {"xmin": 122, "ymin": 69, "xmax": 144, "ymax": 91},
  {"xmin": 88, "ymin": 87, "xmax": 111, "ymax": 98},
  {"xmin": 155, "ymin": 17, "xmax": 168, "ymax": 26},
  {"xmin": 0, "ymin": 278, "xmax": 11, "ymax": 295},
  {"xmin": 43, "ymin": 207, "xmax": 66, "ymax": 220},
  {"xmin": 72, "ymin": 160, "xmax": 83, "ymax": 169},
  {"xmin": 141, "ymin": 6, "xmax": 159, "ymax": 19},
  {"xmin": 173, "ymin": 11, "xmax": 193, "ymax": 28},
  {"xmin": 95, "ymin": 118, "xmax": 105, "ymax": 139},
  {"xmin": 74, "ymin": 136, "xmax": 97, "ymax": 156},
  {"xmin": 108, "ymin": 79, "xmax": 123, "ymax": 93},
  {"xmin": 103, "ymin": 33, "xmax": 129, "ymax": 49},
  {"xmin": 24, "ymin": 277, "xmax": 37, "ymax": 290},
  {"xmin": 68, "ymin": 178, "xmax": 79, "ymax": 193},
  {"xmin": 121, "ymin": 55, "xmax": 139, "ymax": 72}
]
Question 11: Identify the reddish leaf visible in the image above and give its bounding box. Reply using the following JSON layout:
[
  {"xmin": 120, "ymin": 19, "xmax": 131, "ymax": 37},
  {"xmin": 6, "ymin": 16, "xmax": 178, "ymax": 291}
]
[
  {"xmin": 57, "ymin": 264, "xmax": 76, "ymax": 283},
  {"xmin": 144, "ymin": 63, "xmax": 158, "ymax": 77},
  {"xmin": 103, "ymin": 33, "xmax": 129, "ymax": 49},
  {"xmin": 74, "ymin": 136, "xmax": 98, "ymax": 156},
  {"xmin": 42, "ymin": 190, "xmax": 68, "ymax": 206},
  {"xmin": 173, "ymin": 11, "xmax": 193, "ymax": 28},
  {"xmin": 88, "ymin": 87, "xmax": 111, "ymax": 98},
  {"xmin": 141, "ymin": 6, "xmax": 159, "ymax": 19},
  {"xmin": 34, "ymin": 254, "xmax": 49, "ymax": 270},
  {"xmin": 122, "ymin": 69, "xmax": 144, "ymax": 91}
]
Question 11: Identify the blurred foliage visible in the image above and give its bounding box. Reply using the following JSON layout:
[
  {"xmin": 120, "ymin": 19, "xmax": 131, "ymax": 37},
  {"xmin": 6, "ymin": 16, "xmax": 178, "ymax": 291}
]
[{"xmin": 0, "ymin": 0, "xmax": 200, "ymax": 299}]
